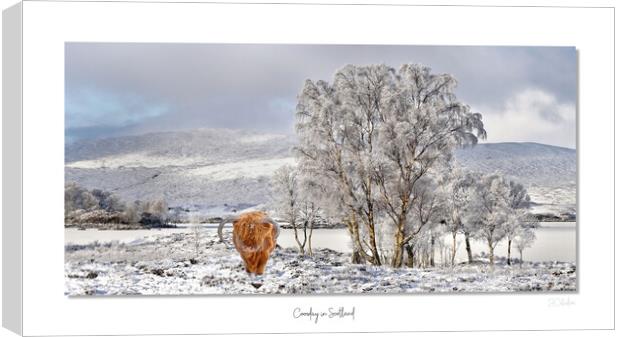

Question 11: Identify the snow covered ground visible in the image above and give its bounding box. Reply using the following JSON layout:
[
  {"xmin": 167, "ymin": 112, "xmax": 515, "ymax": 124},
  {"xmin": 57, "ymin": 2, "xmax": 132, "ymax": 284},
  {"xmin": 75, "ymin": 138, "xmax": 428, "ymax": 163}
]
[
  {"xmin": 65, "ymin": 230, "xmax": 576, "ymax": 296},
  {"xmin": 186, "ymin": 157, "xmax": 296, "ymax": 180}
]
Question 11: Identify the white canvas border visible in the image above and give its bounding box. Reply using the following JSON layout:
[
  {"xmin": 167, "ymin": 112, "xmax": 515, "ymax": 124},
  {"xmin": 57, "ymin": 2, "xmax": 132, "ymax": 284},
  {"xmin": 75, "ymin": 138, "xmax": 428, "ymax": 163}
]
[{"xmin": 11, "ymin": 1, "xmax": 615, "ymax": 335}]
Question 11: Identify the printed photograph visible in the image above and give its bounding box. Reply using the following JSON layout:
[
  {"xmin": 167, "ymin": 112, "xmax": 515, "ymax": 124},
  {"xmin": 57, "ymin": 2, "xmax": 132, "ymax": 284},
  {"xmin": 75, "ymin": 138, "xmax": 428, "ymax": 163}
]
[{"xmin": 64, "ymin": 43, "xmax": 577, "ymax": 296}]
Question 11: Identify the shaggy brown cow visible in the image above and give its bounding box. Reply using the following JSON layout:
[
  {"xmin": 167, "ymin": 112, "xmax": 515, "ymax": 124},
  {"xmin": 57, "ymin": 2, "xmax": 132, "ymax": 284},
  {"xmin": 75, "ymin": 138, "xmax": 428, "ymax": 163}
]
[{"xmin": 218, "ymin": 211, "xmax": 279, "ymax": 287}]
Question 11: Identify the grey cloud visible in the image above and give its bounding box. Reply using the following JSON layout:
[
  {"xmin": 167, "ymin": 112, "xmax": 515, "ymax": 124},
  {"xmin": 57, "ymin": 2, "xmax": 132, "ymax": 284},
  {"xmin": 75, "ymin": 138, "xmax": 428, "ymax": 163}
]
[{"xmin": 65, "ymin": 43, "xmax": 576, "ymax": 144}]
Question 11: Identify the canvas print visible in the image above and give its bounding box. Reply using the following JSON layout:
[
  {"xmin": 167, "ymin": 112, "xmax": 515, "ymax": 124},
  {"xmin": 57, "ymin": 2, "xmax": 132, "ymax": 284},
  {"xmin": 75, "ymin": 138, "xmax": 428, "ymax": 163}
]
[{"xmin": 64, "ymin": 43, "xmax": 577, "ymax": 296}]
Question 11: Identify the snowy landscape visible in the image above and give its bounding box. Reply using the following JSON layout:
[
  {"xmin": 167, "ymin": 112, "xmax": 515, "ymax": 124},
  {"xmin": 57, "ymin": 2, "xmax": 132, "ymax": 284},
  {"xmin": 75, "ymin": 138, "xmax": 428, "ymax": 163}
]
[
  {"xmin": 64, "ymin": 127, "xmax": 577, "ymax": 297},
  {"xmin": 65, "ymin": 230, "xmax": 575, "ymax": 296},
  {"xmin": 65, "ymin": 130, "xmax": 576, "ymax": 221},
  {"xmin": 65, "ymin": 45, "xmax": 577, "ymax": 296}
]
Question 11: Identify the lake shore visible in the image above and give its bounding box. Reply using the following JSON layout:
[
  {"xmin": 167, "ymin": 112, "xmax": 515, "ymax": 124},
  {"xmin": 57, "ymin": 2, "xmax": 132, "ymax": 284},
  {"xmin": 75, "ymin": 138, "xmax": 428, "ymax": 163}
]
[
  {"xmin": 65, "ymin": 230, "xmax": 576, "ymax": 296},
  {"xmin": 65, "ymin": 222, "xmax": 577, "ymax": 263}
]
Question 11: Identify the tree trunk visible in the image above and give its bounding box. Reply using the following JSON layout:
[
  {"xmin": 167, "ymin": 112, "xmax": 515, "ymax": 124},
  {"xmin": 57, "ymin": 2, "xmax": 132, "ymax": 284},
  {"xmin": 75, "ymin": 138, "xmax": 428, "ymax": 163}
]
[
  {"xmin": 430, "ymin": 235, "xmax": 435, "ymax": 267},
  {"xmin": 391, "ymin": 213, "xmax": 409, "ymax": 268},
  {"xmin": 519, "ymin": 250, "xmax": 523, "ymax": 268},
  {"xmin": 391, "ymin": 225, "xmax": 405, "ymax": 268},
  {"xmin": 488, "ymin": 240, "xmax": 495, "ymax": 268},
  {"xmin": 464, "ymin": 232, "xmax": 473, "ymax": 263},
  {"xmin": 405, "ymin": 244, "xmax": 414, "ymax": 268},
  {"xmin": 365, "ymin": 208, "xmax": 382, "ymax": 266},
  {"xmin": 291, "ymin": 219, "xmax": 305, "ymax": 255},
  {"xmin": 440, "ymin": 247, "xmax": 445, "ymax": 267},
  {"xmin": 347, "ymin": 214, "xmax": 371, "ymax": 264},
  {"xmin": 350, "ymin": 227, "xmax": 365, "ymax": 263},
  {"xmin": 450, "ymin": 232, "xmax": 457, "ymax": 267},
  {"xmin": 307, "ymin": 219, "xmax": 314, "ymax": 257},
  {"xmin": 351, "ymin": 251, "xmax": 364, "ymax": 264},
  {"xmin": 392, "ymin": 244, "xmax": 404, "ymax": 268},
  {"xmin": 507, "ymin": 239, "xmax": 512, "ymax": 266},
  {"xmin": 367, "ymin": 225, "xmax": 381, "ymax": 265}
]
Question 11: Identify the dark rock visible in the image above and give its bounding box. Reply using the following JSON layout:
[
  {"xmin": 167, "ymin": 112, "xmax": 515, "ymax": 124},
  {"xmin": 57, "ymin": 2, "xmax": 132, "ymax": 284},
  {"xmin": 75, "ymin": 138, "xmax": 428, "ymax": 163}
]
[{"xmin": 151, "ymin": 268, "xmax": 165, "ymax": 277}]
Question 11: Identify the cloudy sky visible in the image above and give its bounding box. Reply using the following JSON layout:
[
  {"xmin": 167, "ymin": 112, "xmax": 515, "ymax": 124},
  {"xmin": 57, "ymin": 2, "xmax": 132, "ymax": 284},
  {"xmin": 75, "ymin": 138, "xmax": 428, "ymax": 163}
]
[{"xmin": 65, "ymin": 43, "xmax": 576, "ymax": 148}]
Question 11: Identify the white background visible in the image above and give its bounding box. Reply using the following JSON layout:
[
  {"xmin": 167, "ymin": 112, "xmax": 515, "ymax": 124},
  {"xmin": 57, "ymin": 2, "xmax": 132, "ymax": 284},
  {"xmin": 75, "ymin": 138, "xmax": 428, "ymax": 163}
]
[{"xmin": 0, "ymin": 0, "xmax": 617, "ymax": 336}]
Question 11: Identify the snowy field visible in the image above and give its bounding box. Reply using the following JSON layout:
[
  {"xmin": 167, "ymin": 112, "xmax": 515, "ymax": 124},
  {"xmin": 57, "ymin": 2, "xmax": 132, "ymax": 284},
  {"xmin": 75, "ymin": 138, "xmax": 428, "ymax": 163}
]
[{"xmin": 65, "ymin": 230, "xmax": 576, "ymax": 296}]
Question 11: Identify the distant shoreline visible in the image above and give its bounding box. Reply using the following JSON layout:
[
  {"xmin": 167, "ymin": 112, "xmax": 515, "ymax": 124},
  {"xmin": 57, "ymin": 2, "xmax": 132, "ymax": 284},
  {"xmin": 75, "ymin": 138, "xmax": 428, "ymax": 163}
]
[{"xmin": 64, "ymin": 220, "xmax": 576, "ymax": 231}]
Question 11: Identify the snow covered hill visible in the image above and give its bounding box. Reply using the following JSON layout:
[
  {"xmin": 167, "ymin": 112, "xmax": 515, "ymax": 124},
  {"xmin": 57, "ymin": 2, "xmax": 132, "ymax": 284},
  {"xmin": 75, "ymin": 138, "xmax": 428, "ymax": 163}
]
[
  {"xmin": 65, "ymin": 129, "xmax": 576, "ymax": 217},
  {"xmin": 455, "ymin": 142, "xmax": 576, "ymax": 218},
  {"xmin": 66, "ymin": 128, "xmax": 296, "ymax": 166},
  {"xmin": 454, "ymin": 142, "xmax": 575, "ymax": 186},
  {"xmin": 65, "ymin": 129, "xmax": 297, "ymax": 215}
]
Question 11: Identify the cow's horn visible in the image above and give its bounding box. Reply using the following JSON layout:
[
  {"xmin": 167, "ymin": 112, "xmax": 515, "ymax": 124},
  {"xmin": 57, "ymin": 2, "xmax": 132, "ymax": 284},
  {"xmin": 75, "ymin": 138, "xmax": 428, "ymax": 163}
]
[
  {"xmin": 218, "ymin": 215, "xmax": 237, "ymax": 243},
  {"xmin": 263, "ymin": 217, "xmax": 280, "ymax": 239}
]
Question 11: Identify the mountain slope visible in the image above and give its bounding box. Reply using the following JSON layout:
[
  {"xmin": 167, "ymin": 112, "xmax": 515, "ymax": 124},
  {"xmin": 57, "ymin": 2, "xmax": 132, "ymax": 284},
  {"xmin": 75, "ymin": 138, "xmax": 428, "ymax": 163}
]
[
  {"xmin": 66, "ymin": 128, "xmax": 296, "ymax": 167},
  {"xmin": 65, "ymin": 130, "xmax": 576, "ymax": 216},
  {"xmin": 454, "ymin": 142, "xmax": 576, "ymax": 186},
  {"xmin": 455, "ymin": 142, "xmax": 576, "ymax": 217}
]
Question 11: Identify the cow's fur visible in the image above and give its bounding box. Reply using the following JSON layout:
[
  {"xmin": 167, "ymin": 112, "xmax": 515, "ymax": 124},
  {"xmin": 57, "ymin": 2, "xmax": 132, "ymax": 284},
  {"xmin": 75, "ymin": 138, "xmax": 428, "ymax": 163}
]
[{"xmin": 218, "ymin": 211, "xmax": 279, "ymax": 276}]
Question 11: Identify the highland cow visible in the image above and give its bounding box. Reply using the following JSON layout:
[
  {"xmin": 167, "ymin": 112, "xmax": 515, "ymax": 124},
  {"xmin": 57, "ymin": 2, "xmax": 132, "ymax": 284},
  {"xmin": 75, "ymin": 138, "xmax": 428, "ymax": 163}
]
[{"xmin": 218, "ymin": 211, "xmax": 280, "ymax": 287}]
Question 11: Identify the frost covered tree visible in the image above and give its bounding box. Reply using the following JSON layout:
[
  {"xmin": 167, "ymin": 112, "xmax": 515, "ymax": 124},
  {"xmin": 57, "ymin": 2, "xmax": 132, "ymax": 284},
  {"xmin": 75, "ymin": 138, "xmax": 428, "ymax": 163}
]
[
  {"xmin": 438, "ymin": 171, "xmax": 460, "ymax": 266},
  {"xmin": 408, "ymin": 230, "xmax": 431, "ymax": 268},
  {"xmin": 440, "ymin": 167, "xmax": 480, "ymax": 266},
  {"xmin": 298, "ymin": 201, "xmax": 318, "ymax": 256},
  {"xmin": 64, "ymin": 183, "xmax": 174, "ymax": 227},
  {"xmin": 503, "ymin": 181, "xmax": 531, "ymax": 265},
  {"xmin": 65, "ymin": 183, "xmax": 129, "ymax": 225},
  {"xmin": 514, "ymin": 225, "xmax": 537, "ymax": 267},
  {"xmin": 399, "ymin": 176, "xmax": 444, "ymax": 267},
  {"xmin": 271, "ymin": 165, "xmax": 305, "ymax": 254},
  {"xmin": 91, "ymin": 188, "xmax": 125, "ymax": 212},
  {"xmin": 271, "ymin": 165, "xmax": 320, "ymax": 256},
  {"xmin": 297, "ymin": 177, "xmax": 324, "ymax": 257},
  {"xmin": 122, "ymin": 200, "xmax": 142, "ymax": 224},
  {"xmin": 141, "ymin": 198, "xmax": 169, "ymax": 227},
  {"xmin": 65, "ymin": 182, "xmax": 100, "ymax": 217},
  {"xmin": 190, "ymin": 214, "xmax": 202, "ymax": 259},
  {"xmin": 295, "ymin": 66, "xmax": 386, "ymax": 264},
  {"xmin": 149, "ymin": 199, "xmax": 168, "ymax": 221},
  {"xmin": 295, "ymin": 63, "xmax": 486, "ymax": 267},
  {"xmin": 468, "ymin": 174, "xmax": 512, "ymax": 267},
  {"xmin": 373, "ymin": 64, "xmax": 486, "ymax": 267},
  {"xmin": 503, "ymin": 212, "xmax": 521, "ymax": 266}
]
